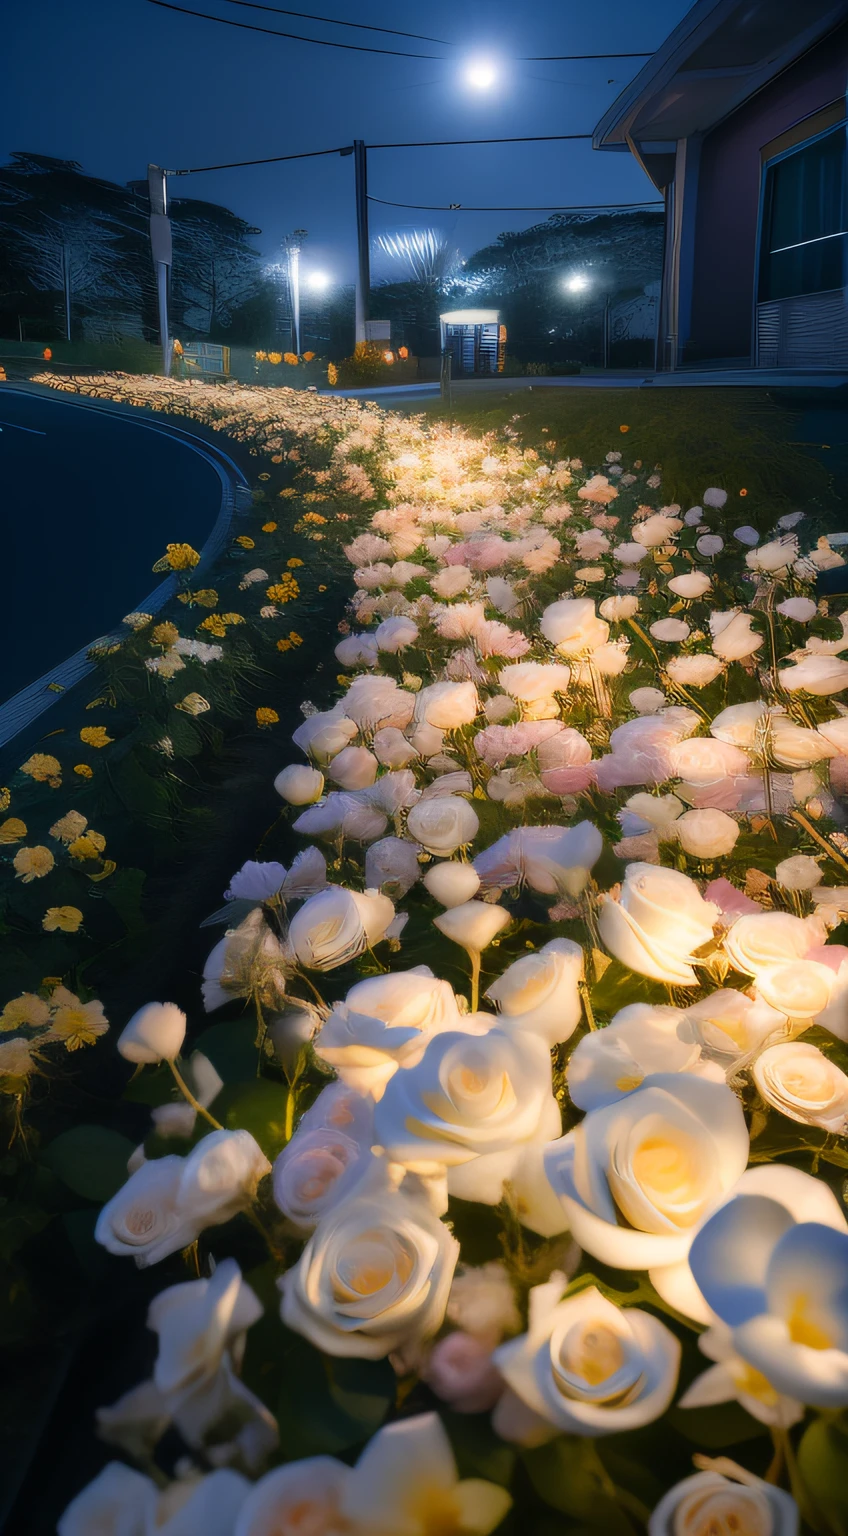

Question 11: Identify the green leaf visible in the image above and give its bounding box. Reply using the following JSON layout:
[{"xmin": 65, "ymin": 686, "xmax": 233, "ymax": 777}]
[
  {"xmin": 522, "ymin": 1439, "xmax": 638, "ymax": 1534},
  {"xmin": 123, "ymin": 1061, "xmax": 174, "ymax": 1107},
  {"xmin": 666, "ymin": 1401, "xmax": 769, "ymax": 1448},
  {"xmin": 440, "ymin": 1408, "xmax": 517, "ymax": 1488},
  {"xmin": 192, "ymin": 1015, "xmax": 259, "ymax": 1085},
  {"xmin": 0, "ymin": 1203, "xmax": 51, "ymax": 1261},
  {"xmin": 44, "ymin": 1124, "xmax": 135, "ymax": 1203},
  {"xmin": 797, "ymin": 1415, "xmax": 848, "ymax": 1536},
  {"xmin": 103, "ymin": 867, "xmax": 147, "ymax": 935},
  {"xmin": 214, "ymin": 1079, "xmax": 289, "ymax": 1160},
  {"xmin": 274, "ymin": 1327, "xmax": 393, "ymax": 1457},
  {"xmin": 589, "ymin": 958, "xmax": 670, "ymax": 1016}
]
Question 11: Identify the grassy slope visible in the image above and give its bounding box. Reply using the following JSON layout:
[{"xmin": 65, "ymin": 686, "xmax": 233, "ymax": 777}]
[{"xmin": 415, "ymin": 385, "xmax": 840, "ymax": 526}]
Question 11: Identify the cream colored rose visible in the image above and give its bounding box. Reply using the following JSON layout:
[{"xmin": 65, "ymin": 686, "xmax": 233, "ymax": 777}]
[
  {"xmin": 753, "ymin": 1041, "xmax": 848, "ymax": 1133},
  {"xmin": 598, "ymin": 863, "xmax": 719, "ymax": 986},
  {"xmin": 406, "ymin": 795, "xmax": 479, "ymax": 855},
  {"xmin": 327, "ymin": 745, "xmax": 378, "ymax": 791},
  {"xmin": 95, "ymin": 1131, "xmax": 271, "ymax": 1266},
  {"xmin": 710, "ymin": 609, "xmax": 763, "ymax": 660},
  {"xmin": 374, "ymin": 1026, "xmax": 562, "ymax": 1213},
  {"xmin": 540, "ymin": 597, "xmax": 609, "ymax": 655},
  {"xmin": 279, "ymin": 1162, "xmax": 459, "ymax": 1358},
  {"xmin": 544, "ymin": 1074, "xmax": 749, "ymax": 1271},
  {"xmin": 292, "ymin": 710, "xmax": 358, "ymax": 763},
  {"xmin": 683, "ymin": 989, "xmax": 785, "ymax": 1064},
  {"xmin": 666, "ymin": 654, "xmax": 724, "ymax": 688},
  {"xmin": 567, "ymin": 1003, "xmax": 705, "ymax": 1111},
  {"xmin": 423, "ymin": 861, "xmax": 481, "ymax": 907},
  {"xmin": 493, "ymin": 1280, "xmax": 680, "ymax": 1442},
  {"xmin": 118, "ymin": 1002, "xmax": 186, "ymax": 1064},
  {"xmin": 775, "ymin": 855, "xmax": 822, "ymax": 891},
  {"xmin": 676, "ymin": 808, "xmax": 739, "ymax": 859},
  {"xmin": 632, "ymin": 513, "xmax": 682, "ymax": 546},
  {"xmin": 651, "ymin": 618, "xmax": 690, "ymax": 642},
  {"xmin": 667, "ymin": 735, "xmax": 749, "ymax": 783},
  {"xmin": 779, "ymin": 655, "xmax": 848, "ymax": 695},
  {"xmin": 485, "ymin": 938, "xmax": 583, "ymax": 1048},
  {"xmin": 648, "ymin": 1471, "xmax": 798, "ymax": 1536},
  {"xmin": 288, "ymin": 886, "xmax": 395, "ymax": 972},
  {"xmin": 600, "ymin": 594, "xmax": 639, "ymax": 618},
  {"xmin": 722, "ymin": 911, "xmax": 825, "ymax": 978},
  {"xmin": 498, "ymin": 661, "xmax": 571, "ymax": 718},
  {"xmin": 314, "ymin": 966, "xmax": 463, "ymax": 1097},
  {"xmin": 431, "ymin": 564, "xmax": 473, "ymax": 598},
  {"xmin": 416, "ymin": 680, "xmax": 479, "ymax": 729},
  {"xmin": 667, "ymin": 571, "xmax": 712, "ymax": 599},
  {"xmin": 273, "ymin": 764, "xmax": 325, "ymax": 804}
]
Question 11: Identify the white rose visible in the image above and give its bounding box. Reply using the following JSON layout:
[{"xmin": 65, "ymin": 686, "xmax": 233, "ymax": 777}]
[
  {"xmin": 365, "ymin": 836, "xmax": 421, "ymax": 898},
  {"xmin": 498, "ymin": 661, "xmax": 571, "ymax": 717},
  {"xmin": 667, "ymin": 736, "xmax": 749, "ymax": 783},
  {"xmin": 293, "ymin": 791, "xmax": 388, "ymax": 846},
  {"xmin": 335, "ymin": 633, "xmax": 378, "ymax": 669},
  {"xmin": 314, "ymin": 966, "xmax": 463, "ymax": 1097},
  {"xmin": 406, "ymin": 796, "xmax": 479, "ymax": 855},
  {"xmin": 648, "ymin": 1472, "xmax": 798, "ymax": 1536},
  {"xmin": 686, "ymin": 1164, "xmax": 848, "ymax": 1402},
  {"xmin": 431, "ymin": 564, "xmax": 473, "ymax": 598},
  {"xmin": 676, "ymin": 808, "xmax": 739, "ymax": 859},
  {"xmin": 493, "ymin": 1281, "xmax": 680, "ymax": 1443},
  {"xmin": 485, "ymin": 938, "xmax": 583, "ymax": 1048},
  {"xmin": 375, "ymin": 615, "xmax": 419, "ymax": 652},
  {"xmin": 279, "ymin": 1162, "xmax": 459, "ymax": 1358},
  {"xmin": 747, "ymin": 534, "xmax": 798, "ymax": 572},
  {"xmin": 710, "ymin": 609, "xmax": 763, "ymax": 660},
  {"xmin": 95, "ymin": 1131, "xmax": 271, "ymax": 1266},
  {"xmin": 632, "ymin": 513, "xmax": 681, "ymax": 546},
  {"xmin": 778, "ymin": 597, "xmax": 817, "ymax": 622},
  {"xmin": 722, "ymin": 911, "xmax": 825, "ymax": 978},
  {"xmin": 753, "ymin": 1041, "xmax": 848, "ymax": 1133},
  {"xmin": 433, "ymin": 900, "xmax": 511, "ymax": 966},
  {"xmin": 288, "ymin": 886, "xmax": 395, "ymax": 971},
  {"xmin": 540, "ymin": 597, "xmax": 608, "ymax": 655},
  {"xmin": 273, "ymin": 1129, "xmax": 369, "ymax": 1230},
  {"xmin": 600, "ymin": 594, "xmax": 639, "ymax": 618},
  {"xmin": 619, "ymin": 792, "xmax": 684, "ymax": 840},
  {"xmin": 118, "ymin": 1002, "xmax": 186, "ymax": 1064},
  {"xmin": 567, "ymin": 1003, "xmax": 704, "ymax": 1111},
  {"xmin": 292, "ymin": 710, "xmax": 358, "ymax": 763},
  {"xmin": 598, "ymin": 863, "xmax": 719, "ymax": 986},
  {"xmin": 57, "ymin": 1464, "xmax": 157, "ymax": 1536},
  {"xmin": 475, "ymin": 822, "xmax": 602, "ymax": 899},
  {"xmin": 667, "ymin": 572, "xmax": 712, "ymax": 599},
  {"xmin": 666, "ymin": 654, "xmax": 724, "ymax": 687},
  {"xmin": 273, "ymin": 764, "xmax": 325, "ymax": 804},
  {"xmin": 423, "ymin": 861, "xmax": 481, "ymax": 907},
  {"xmin": 651, "ymin": 618, "xmax": 690, "ymax": 642},
  {"xmin": 374, "ymin": 1027, "xmax": 562, "ymax": 1215},
  {"xmin": 544, "ymin": 1074, "xmax": 749, "ymax": 1271},
  {"xmin": 779, "ymin": 655, "xmax": 848, "ymax": 695},
  {"xmin": 201, "ymin": 907, "xmax": 291, "ymax": 1013},
  {"xmin": 327, "ymin": 746, "xmax": 378, "ymax": 791},
  {"xmin": 447, "ymin": 1260, "xmax": 522, "ymax": 1340},
  {"xmin": 234, "ymin": 1458, "xmax": 351, "ymax": 1536},
  {"xmin": 775, "ymin": 855, "xmax": 822, "ymax": 891},
  {"xmin": 416, "ymin": 680, "xmax": 479, "ymax": 729},
  {"xmin": 371, "ymin": 727, "xmax": 418, "ymax": 768},
  {"xmin": 683, "ymin": 989, "xmax": 785, "ymax": 1064}
]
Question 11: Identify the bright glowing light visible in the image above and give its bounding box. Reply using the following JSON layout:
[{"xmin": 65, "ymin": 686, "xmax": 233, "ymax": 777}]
[
  {"xmin": 306, "ymin": 271, "xmax": 331, "ymax": 291},
  {"xmin": 465, "ymin": 58, "xmax": 498, "ymax": 90},
  {"xmin": 565, "ymin": 274, "xmax": 590, "ymax": 293}
]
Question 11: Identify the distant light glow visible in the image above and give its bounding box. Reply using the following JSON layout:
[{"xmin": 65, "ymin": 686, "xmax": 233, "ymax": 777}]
[
  {"xmin": 306, "ymin": 270, "xmax": 331, "ymax": 291},
  {"xmin": 465, "ymin": 58, "xmax": 498, "ymax": 91},
  {"xmin": 565, "ymin": 274, "xmax": 590, "ymax": 293}
]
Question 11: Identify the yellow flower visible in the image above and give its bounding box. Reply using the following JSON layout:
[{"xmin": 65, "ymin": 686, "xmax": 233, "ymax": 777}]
[
  {"xmin": 268, "ymin": 352, "xmax": 283, "ymax": 365},
  {"xmin": 80, "ymin": 727, "xmax": 112, "ymax": 749},
  {"xmin": 270, "ymin": 455, "xmax": 283, "ymax": 464},
  {"xmin": 1, "ymin": 993, "xmax": 50, "ymax": 1031},
  {"xmin": 276, "ymin": 638, "xmax": 293, "ymax": 652},
  {"xmin": 151, "ymin": 621, "xmax": 179, "ymax": 647},
  {"xmin": 50, "ymin": 811, "xmax": 88, "ymax": 843},
  {"xmin": 266, "ymin": 580, "xmax": 299, "ymax": 604},
  {"xmin": 318, "ymin": 584, "xmax": 327, "ymax": 592},
  {"xmin": 256, "ymin": 707, "xmax": 279, "ymax": 728},
  {"xmin": 219, "ymin": 612, "xmax": 245, "ymax": 626},
  {"xmin": 47, "ymin": 987, "xmax": 108, "ymax": 1052},
  {"xmin": 199, "ymin": 615, "xmax": 228, "ymax": 637},
  {"xmin": 13, "ymin": 846, "xmax": 55, "ymax": 882},
  {"xmin": 176, "ymin": 693, "xmax": 211, "ymax": 716},
  {"xmin": 255, "ymin": 350, "xmax": 268, "ymax": 361},
  {"xmin": 262, "ymin": 521, "xmax": 278, "ymax": 532},
  {"xmin": 0, "ymin": 788, "xmax": 9, "ymax": 812},
  {"xmin": 156, "ymin": 542, "xmax": 201, "ymax": 572},
  {"xmin": 21, "ymin": 753, "xmax": 62, "ymax": 787},
  {"xmin": 0, "ymin": 817, "xmax": 27, "ymax": 844},
  {"xmin": 236, "ymin": 535, "xmax": 256, "ymax": 549},
  {"xmin": 74, "ymin": 764, "xmax": 94, "ymax": 779},
  {"xmin": 283, "ymin": 353, "xmax": 298, "ymax": 365},
  {"xmin": 43, "ymin": 906, "xmax": 84, "ymax": 933},
  {"xmin": 68, "ymin": 831, "xmax": 106, "ymax": 861},
  {"xmin": 278, "ymin": 488, "xmax": 297, "ymax": 499},
  {"xmin": 0, "ymin": 1038, "xmax": 38, "ymax": 1077},
  {"xmin": 288, "ymin": 631, "xmax": 303, "ymax": 646},
  {"xmin": 327, "ymin": 363, "xmax": 338, "ymax": 386},
  {"xmin": 287, "ymin": 558, "xmax": 304, "ymax": 568}
]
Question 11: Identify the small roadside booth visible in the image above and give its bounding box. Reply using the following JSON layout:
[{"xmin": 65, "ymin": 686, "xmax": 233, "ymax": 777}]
[
  {"xmin": 439, "ymin": 310, "xmax": 505, "ymax": 375},
  {"xmin": 180, "ymin": 342, "xmax": 231, "ymax": 378}
]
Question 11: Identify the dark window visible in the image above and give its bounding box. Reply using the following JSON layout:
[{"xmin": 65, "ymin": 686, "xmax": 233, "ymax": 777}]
[{"xmin": 759, "ymin": 125, "xmax": 847, "ymax": 301}]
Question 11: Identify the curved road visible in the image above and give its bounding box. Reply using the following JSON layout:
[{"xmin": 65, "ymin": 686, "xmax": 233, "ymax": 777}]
[{"xmin": 0, "ymin": 386, "xmax": 223, "ymax": 703}]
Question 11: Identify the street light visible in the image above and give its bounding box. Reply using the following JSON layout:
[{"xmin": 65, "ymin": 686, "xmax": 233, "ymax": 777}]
[
  {"xmin": 464, "ymin": 58, "xmax": 498, "ymax": 90},
  {"xmin": 306, "ymin": 271, "xmax": 331, "ymax": 292},
  {"xmin": 564, "ymin": 274, "xmax": 590, "ymax": 293}
]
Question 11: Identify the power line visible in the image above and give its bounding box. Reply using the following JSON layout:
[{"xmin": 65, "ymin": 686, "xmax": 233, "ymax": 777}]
[
  {"xmin": 169, "ymin": 144, "xmax": 348, "ymax": 175},
  {"xmin": 368, "ymin": 195, "xmax": 664, "ymax": 211},
  {"xmin": 145, "ymin": 0, "xmax": 444, "ymax": 55},
  {"xmin": 523, "ymin": 51, "xmax": 653, "ymax": 59},
  {"xmin": 366, "ymin": 134, "xmax": 595, "ymax": 148},
  {"xmin": 218, "ymin": 0, "xmax": 449, "ymax": 43}
]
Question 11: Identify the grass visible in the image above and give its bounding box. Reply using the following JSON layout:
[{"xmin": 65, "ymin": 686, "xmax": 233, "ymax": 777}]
[{"xmin": 414, "ymin": 385, "xmax": 841, "ymax": 523}]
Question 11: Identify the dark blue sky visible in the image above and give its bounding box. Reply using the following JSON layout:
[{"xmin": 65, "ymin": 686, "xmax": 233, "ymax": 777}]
[{"xmin": 3, "ymin": 0, "xmax": 690, "ymax": 281}]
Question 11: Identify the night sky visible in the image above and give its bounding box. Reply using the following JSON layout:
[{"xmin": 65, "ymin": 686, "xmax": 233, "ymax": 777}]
[{"xmin": 3, "ymin": 0, "xmax": 691, "ymax": 281}]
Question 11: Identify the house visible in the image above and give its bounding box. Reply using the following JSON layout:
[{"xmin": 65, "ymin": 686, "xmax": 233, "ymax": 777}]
[{"xmin": 593, "ymin": 0, "xmax": 848, "ymax": 370}]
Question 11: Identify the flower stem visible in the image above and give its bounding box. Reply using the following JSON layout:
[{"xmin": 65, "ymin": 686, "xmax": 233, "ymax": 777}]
[
  {"xmin": 169, "ymin": 1059, "xmax": 223, "ymax": 1131},
  {"xmin": 470, "ymin": 951, "xmax": 480, "ymax": 1014},
  {"xmin": 791, "ymin": 810, "xmax": 848, "ymax": 876}
]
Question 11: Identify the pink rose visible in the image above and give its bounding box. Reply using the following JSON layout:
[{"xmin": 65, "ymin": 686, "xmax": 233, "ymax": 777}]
[
  {"xmin": 703, "ymin": 878, "xmax": 762, "ymax": 923},
  {"xmin": 423, "ymin": 1331, "xmax": 504, "ymax": 1413},
  {"xmin": 474, "ymin": 720, "xmax": 563, "ymax": 768}
]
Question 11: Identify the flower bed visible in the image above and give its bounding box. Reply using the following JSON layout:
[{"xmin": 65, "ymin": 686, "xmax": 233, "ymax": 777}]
[{"xmin": 9, "ymin": 373, "xmax": 848, "ymax": 1536}]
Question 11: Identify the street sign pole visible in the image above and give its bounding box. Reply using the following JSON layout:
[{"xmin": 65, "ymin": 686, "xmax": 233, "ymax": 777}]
[{"xmin": 147, "ymin": 164, "xmax": 173, "ymax": 376}]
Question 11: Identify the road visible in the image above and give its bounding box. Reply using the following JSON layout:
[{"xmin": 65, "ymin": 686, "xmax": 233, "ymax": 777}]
[{"xmin": 0, "ymin": 386, "xmax": 222, "ymax": 703}]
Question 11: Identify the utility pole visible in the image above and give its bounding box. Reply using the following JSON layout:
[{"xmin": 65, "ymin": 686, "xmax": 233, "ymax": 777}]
[
  {"xmin": 147, "ymin": 164, "xmax": 173, "ymax": 376},
  {"xmin": 353, "ymin": 140, "xmax": 370, "ymax": 345},
  {"xmin": 284, "ymin": 229, "xmax": 307, "ymax": 355}
]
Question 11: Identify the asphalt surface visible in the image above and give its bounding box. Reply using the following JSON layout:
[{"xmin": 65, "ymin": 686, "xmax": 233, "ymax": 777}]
[{"xmin": 0, "ymin": 386, "xmax": 221, "ymax": 701}]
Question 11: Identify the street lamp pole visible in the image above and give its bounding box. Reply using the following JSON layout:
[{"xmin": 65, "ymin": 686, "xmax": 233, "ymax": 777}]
[
  {"xmin": 353, "ymin": 140, "xmax": 370, "ymax": 345},
  {"xmin": 147, "ymin": 164, "xmax": 173, "ymax": 376},
  {"xmin": 284, "ymin": 230, "xmax": 307, "ymax": 355}
]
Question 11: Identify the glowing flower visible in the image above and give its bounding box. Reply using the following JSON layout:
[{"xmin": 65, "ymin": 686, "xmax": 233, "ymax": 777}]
[
  {"xmin": 47, "ymin": 987, "xmax": 109, "ymax": 1051},
  {"xmin": 0, "ymin": 818, "xmax": 27, "ymax": 843},
  {"xmin": 43, "ymin": 906, "xmax": 84, "ymax": 933},
  {"xmin": 79, "ymin": 726, "xmax": 112, "ymax": 748},
  {"xmin": 648, "ymin": 1471, "xmax": 797, "ymax": 1536},
  {"xmin": 13, "ymin": 845, "xmax": 55, "ymax": 883},
  {"xmin": 21, "ymin": 753, "xmax": 62, "ymax": 787}
]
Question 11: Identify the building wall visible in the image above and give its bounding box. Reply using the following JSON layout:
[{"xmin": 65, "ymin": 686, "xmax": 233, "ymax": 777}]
[{"xmin": 685, "ymin": 24, "xmax": 848, "ymax": 362}]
